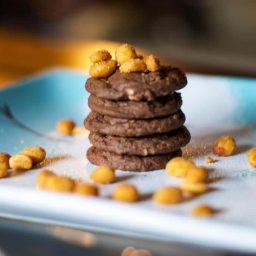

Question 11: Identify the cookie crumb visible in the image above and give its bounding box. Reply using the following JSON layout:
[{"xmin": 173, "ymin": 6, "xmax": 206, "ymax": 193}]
[{"xmin": 205, "ymin": 156, "xmax": 216, "ymax": 164}]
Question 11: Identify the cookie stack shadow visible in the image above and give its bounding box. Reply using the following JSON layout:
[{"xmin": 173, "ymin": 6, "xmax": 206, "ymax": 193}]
[{"xmin": 85, "ymin": 67, "xmax": 191, "ymax": 172}]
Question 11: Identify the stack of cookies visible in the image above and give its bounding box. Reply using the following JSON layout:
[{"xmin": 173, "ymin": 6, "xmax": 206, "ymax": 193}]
[{"xmin": 85, "ymin": 44, "xmax": 190, "ymax": 172}]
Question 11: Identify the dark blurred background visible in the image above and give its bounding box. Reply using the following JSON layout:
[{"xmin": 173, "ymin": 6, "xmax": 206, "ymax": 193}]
[{"xmin": 0, "ymin": 0, "xmax": 256, "ymax": 85}]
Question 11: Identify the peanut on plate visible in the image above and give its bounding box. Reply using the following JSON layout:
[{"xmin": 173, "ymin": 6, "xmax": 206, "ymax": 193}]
[
  {"xmin": 57, "ymin": 119, "xmax": 76, "ymax": 135},
  {"xmin": 213, "ymin": 135, "xmax": 236, "ymax": 157},
  {"xmin": 0, "ymin": 152, "xmax": 10, "ymax": 178},
  {"xmin": 153, "ymin": 186, "xmax": 182, "ymax": 205},
  {"xmin": 9, "ymin": 154, "xmax": 33, "ymax": 170},
  {"xmin": 166, "ymin": 157, "xmax": 195, "ymax": 178},
  {"xmin": 90, "ymin": 165, "xmax": 115, "ymax": 184},
  {"xmin": 112, "ymin": 183, "xmax": 139, "ymax": 202},
  {"xmin": 20, "ymin": 146, "xmax": 46, "ymax": 165}
]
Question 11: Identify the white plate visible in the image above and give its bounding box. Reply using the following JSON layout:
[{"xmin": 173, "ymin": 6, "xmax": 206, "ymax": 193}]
[{"xmin": 1, "ymin": 69, "xmax": 256, "ymax": 253}]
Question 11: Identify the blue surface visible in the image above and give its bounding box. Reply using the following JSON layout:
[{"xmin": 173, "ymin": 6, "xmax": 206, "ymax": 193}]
[
  {"xmin": 1, "ymin": 69, "xmax": 256, "ymax": 154},
  {"xmin": 229, "ymin": 77, "xmax": 256, "ymax": 125},
  {"xmin": 0, "ymin": 69, "xmax": 88, "ymax": 153}
]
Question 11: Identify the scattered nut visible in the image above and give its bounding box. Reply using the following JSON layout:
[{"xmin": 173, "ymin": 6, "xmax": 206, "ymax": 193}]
[
  {"xmin": 121, "ymin": 247, "xmax": 151, "ymax": 256},
  {"xmin": 213, "ymin": 135, "xmax": 236, "ymax": 157},
  {"xmin": 180, "ymin": 180, "xmax": 208, "ymax": 194},
  {"xmin": 153, "ymin": 186, "xmax": 182, "ymax": 205},
  {"xmin": 144, "ymin": 54, "xmax": 161, "ymax": 71},
  {"xmin": 248, "ymin": 147, "xmax": 256, "ymax": 167},
  {"xmin": 20, "ymin": 146, "xmax": 46, "ymax": 165},
  {"xmin": 45, "ymin": 175, "xmax": 75, "ymax": 192},
  {"xmin": 112, "ymin": 183, "xmax": 139, "ymax": 202},
  {"xmin": 130, "ymin": 249, "xmax": 151, "ymax": 256},
  {"xmin": 120, "ymin": 58, "xmax": 146, "ymax": 73},
  {"xmin": 185, "ymin": 167, "xmax": 208, "ymax": 183},
  {"xmin": 57, "ymin": 119, "xmax": 75, "ymax": 135},
  {"xmin": 205, "ymin": 156, "xmax": 216, "ymax": 164},
  {"xmin": 165, "ymin": 157, "xmax": 195, "ymax": 178},
  {"xmin": 191, "ymin": 204, "xmax": 215, "ymax": 216},
  {"xmin": 36, "ymin": 169, "xmax": 55, "ymax": 188},
  {"xmin": 0, "ymin": 152, "xmax": 10, "ymax": 178},
  {"xmin": 89, "ymin": 59, "xmax": 117, "ymax": 78},
  {"xmin": 89, "ymin": 50, "xmax": 111, "ymax": 63},
  {"xmin": 73, "ymin": 182, "xmax": 98, "ymax": 196},
  {"xmin": 90, "ymin": 166, "xmax": 115, "ymax": 184},
  {"xmin": 72, "ymin": 126, "xmax": 86, "ymax": 135},
  {"xmin": 9, "ymin": 154, "xmax": 33, "ymax": 170},
  {"xmin": 121, "ymin": 247, "xmax": 136, "ymax": 256},
  {"xmin": 115, "ymin": 43, "xmax": 137, "ymax": 65}
]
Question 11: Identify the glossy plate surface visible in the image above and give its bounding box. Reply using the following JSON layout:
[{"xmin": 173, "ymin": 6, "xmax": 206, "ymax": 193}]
[{"xmin": 0, "ymin": 69, "xmax": 256, "ymax": 253}]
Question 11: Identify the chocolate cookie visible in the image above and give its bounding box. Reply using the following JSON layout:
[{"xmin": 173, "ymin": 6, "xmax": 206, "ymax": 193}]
[
  {"xmin": 88, "ymin": 93, "xmax": 182, "ymax": 119},
  {"xmin": 85, "ymin": 110, "xmax": 185, "ymax": 137},
  {"xmin": 87, "ymin": 146, "xmax": 182, "ymax": 172},
  {"xmin": 89, "ymin": 126, "xmax": 190, "ymax": 156},
  {"xmin": 86, "ymin": 67, "xmax": 187, "ymax": 101}
]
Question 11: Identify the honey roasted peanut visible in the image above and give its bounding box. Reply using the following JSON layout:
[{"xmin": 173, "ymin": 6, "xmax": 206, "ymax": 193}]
[
  {"xmin": 112, "ymin": 183, "xmax": 139, "ymax": 202},
  {"xmin": 89, "ymin": 50, "xmax": 111, "ymax": 63},
  {"xmin": 185, "ymin": 166, "xmax": 208, "ymax": 183},
  {"xmin": 72, "ymin": 126, "xmax": 86, "ymax": 135},
  {"xmin": 153, "ymin": 186, "xmax": 182, "ymax": 204},
  {"xmin": 90, "ymin": 165, "xmax": 115, "ymax": 184},
  {"xmin": 57, "ymin": 119, "xmax": 75, "ymax": 135},
  {"xmin": 144, "ymin": 54, "xmax": 161, "ymax": 72},
  {"xmin": 248, "ymin": 148, "xmax": 256, "ymax": 167},
  {"xmin": 36, "ymin": 169, "xmax": 55, "ymax": 188},
  {"xmin": 166, "ymin": 157, "xmax": 195, "ymax": 178},
  {"xmin": 191, "ymin": 204, "xmax": 215, "ymax": 216},
  {"xmin": 115, "ymin": 43, "xmax": 137, "ymax": 65},
  {"xmin": 45, "ymin": 175, "xmax": 75, "ymax": 192},
  {"xmin": 0, "ymin": 152, "xmax": 10, "ymax": 178},
  {"xmin": 213, "ymin": 135, "xmax": 236, "ymax": 157},
  {"xmin": 9, "ymin": 154, "xmax": 33, "ymax": 170},
  {"xmin": 119, "ymin": 58, "xmax": 146, "ymax": 73},
  {"xmin": 180, "ymin": 180, "xmax": 208, "ymax": 194},
  {"xmin": 89, "ymin": 59, "xmax": 117, "ymax": 78},
  {"xmin": 20, "ymin": 146, "xmax": 46, "ymax": 165},
  {"xmin": 73, "ymin": 182, "xmax": 99, "ymax": 196}
]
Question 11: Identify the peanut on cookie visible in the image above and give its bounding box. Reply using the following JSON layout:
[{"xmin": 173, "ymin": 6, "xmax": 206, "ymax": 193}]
[
  {"xmin": 144, "ymin": 54, "xmax": 161, "ymax": 72},
  {"xmin": 119, "ymin": 58, "xmax": 146, "ymax": 73},
  {"xmin": 115, "ymin": 43, "xmax": 137, "ymax": 65},
  {"xmin": 89, "ymin": 59, "xmax": 117, "ymax": 78},
  {"xmin": 89, "ymin": 50, "xmax": 112, "ymax": 63}
]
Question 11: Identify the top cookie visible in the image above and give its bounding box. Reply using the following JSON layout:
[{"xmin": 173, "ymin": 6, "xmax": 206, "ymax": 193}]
[{"xmin": 86, "ymin": 67, "xmax": 187, "ymax": 101}]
